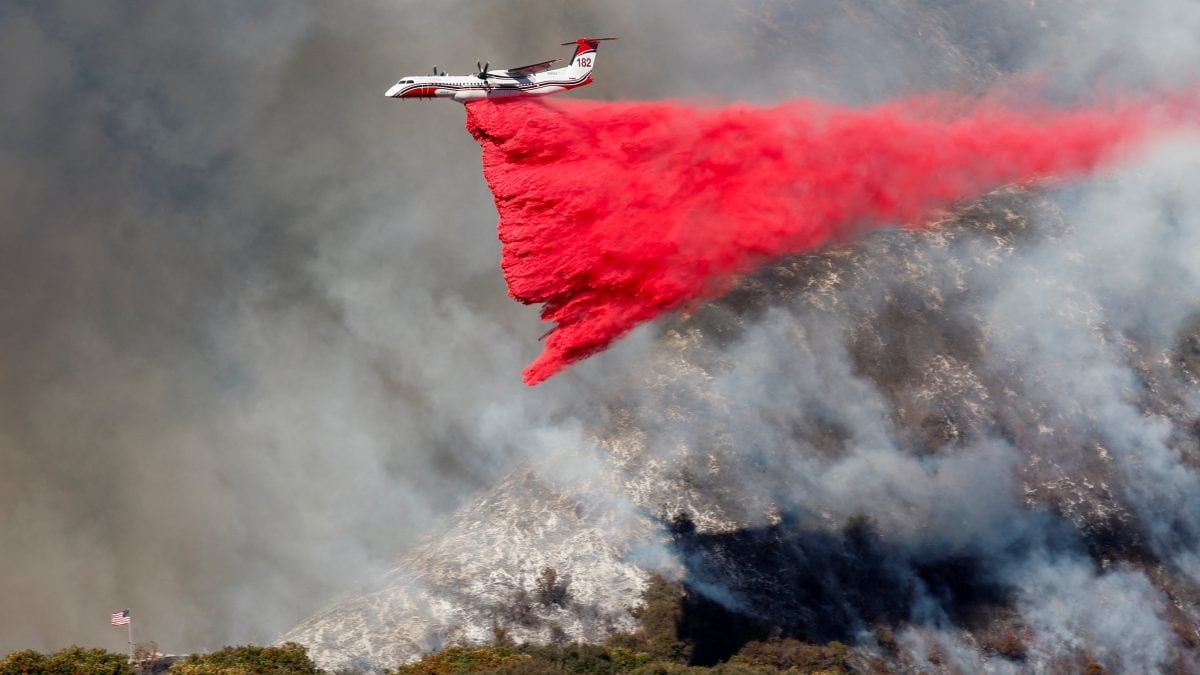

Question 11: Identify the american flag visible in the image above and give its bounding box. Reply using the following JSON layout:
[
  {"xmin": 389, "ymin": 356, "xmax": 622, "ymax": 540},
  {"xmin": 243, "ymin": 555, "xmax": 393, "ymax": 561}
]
[{"xmin": 111, "ymin": 609, "xmax": 131, "ymax": 626}]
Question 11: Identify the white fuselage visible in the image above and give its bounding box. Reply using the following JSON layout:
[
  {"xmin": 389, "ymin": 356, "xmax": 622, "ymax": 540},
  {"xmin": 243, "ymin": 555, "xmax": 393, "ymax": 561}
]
[
  {"xmin": 386, "ymin": 44, "xmax": 600, "ymax": 103},
  {"xmin": 386, "ymin": 66, "xmax": 592, "ymax": 102}
]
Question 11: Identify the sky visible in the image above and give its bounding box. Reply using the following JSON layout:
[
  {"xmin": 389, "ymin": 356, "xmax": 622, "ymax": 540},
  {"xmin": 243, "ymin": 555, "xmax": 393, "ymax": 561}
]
[{"xmin": 2, "ymin": 0, "xmax": 1199, "ymax": 662}]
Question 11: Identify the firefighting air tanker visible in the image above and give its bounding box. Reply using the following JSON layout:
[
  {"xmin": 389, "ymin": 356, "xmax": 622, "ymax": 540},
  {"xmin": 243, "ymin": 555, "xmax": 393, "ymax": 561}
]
[{"xmin": 385, "ymin": 37, "xmax": 617, "ymax": 102}]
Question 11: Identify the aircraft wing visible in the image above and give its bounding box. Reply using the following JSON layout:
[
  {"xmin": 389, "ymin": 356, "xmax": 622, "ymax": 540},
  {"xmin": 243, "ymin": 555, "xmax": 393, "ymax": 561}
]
[{"xmin": 505, "ymin": 58, "xmax": 561, "ymax": 76}]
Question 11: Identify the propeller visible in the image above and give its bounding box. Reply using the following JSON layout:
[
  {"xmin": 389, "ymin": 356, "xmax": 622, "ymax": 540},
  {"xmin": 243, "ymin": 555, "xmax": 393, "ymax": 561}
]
[{"xmin": 476, "ymin": 61, "xmax": 490, "ymax": 79}]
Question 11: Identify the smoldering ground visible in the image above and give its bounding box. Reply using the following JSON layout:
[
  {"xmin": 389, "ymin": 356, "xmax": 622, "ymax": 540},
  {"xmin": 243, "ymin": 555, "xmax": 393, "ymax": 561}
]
[{"xmin": 3, "ymin": 0, "xmax": 1200, "ymax": 670}]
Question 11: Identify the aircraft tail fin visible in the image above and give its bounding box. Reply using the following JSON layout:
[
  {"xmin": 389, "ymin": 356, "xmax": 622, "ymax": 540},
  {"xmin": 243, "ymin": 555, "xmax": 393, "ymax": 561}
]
[{"xmin": 561, "ymin": 37, "xmax": 616, "ymax": 73}]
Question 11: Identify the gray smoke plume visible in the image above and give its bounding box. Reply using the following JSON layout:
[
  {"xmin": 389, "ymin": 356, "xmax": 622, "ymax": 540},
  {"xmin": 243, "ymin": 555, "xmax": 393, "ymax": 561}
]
[
  {"xmin": 0, "ymin": 0, "xmax": 583, "ymax": 652},
  {"xmin": 3, "ymin": 1, "xmax": 1200, "ymax": 672},
  {"xmin": 612, "ymin": 142, "xmax": 1200, "ymax": 671}
]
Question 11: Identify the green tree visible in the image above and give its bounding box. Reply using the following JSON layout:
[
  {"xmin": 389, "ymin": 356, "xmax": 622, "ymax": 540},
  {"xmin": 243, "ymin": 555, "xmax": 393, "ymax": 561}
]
[
  {"xmin": 1, "ymin": 646, "xmax": 133, "ymax": 675},
  {"xmin": 168, "ymin": 642, "xmax": 321, "ymax": 675},
  {"xmin": 606, "ymin": 575, "xmax": 691, "ymax": 663},
  {"xmin": 0, "ymin": 650, "xmax": 46, "ymax": 675},
  {"xmin": 731, "ymin": 638, "xmax": 849, "ymax": 673},
  {"xmin": 391, "ymin": 645, "xmax": 526, "ymax": 674},
  {"xmin": 509, "ymin": 643, "xmax": 656, "ymax": 674}
]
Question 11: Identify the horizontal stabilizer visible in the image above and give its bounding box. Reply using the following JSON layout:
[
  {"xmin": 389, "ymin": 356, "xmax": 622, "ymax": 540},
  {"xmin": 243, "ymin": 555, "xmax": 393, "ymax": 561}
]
[{"xmin": 560, "ymin": 37, "xmax": 618, "ymax": 46}]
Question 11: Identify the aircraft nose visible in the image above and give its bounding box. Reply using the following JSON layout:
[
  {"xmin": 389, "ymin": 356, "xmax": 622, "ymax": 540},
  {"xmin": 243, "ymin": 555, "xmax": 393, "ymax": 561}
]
[{"xmin": 386, "ymin": 83, "xmax": 402, "ymax": 98}]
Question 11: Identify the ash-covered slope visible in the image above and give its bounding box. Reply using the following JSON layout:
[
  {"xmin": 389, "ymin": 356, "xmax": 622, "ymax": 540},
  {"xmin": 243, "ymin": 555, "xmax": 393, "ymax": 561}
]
[
  {"xmin": 287, "ymin": 174, "xmax": 1200, "ymax": 672},
  {"xmin": 611, "ymin": 180, "xmax": 1200, "ymax": 672},
  {"xmin": 280, "ymin": 468, "xmax": 650, "ymax": 672}
]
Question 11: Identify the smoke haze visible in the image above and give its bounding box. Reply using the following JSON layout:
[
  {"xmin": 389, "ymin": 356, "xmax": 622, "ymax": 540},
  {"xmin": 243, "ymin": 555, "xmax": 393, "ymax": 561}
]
[{"xmin": 3, "ymin": 1, "xmax": 1200, "ymax": 671}]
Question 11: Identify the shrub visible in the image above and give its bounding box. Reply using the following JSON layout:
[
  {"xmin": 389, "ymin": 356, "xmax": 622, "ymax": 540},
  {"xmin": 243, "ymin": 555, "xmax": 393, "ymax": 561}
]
[
  {"xmin": 618, "ymin": 575, "xmax": 689, "ymax": 662},
  {"xmin": 871, "ymin": 625, "xmax": 897, "ymax": 653},
  {"xmin": 391, "ymin": 645, "xmax": 526, "ymax": 675},
  {"xmin": 502, "ymin": 588, "xmax": 538, "ymax": 628},
  {"xmin": 1, "ymin": 646, "xmax": 133, "ymax": 675},
  {"xmin": 984, "ymin": 628, "xmax": 1026, "ymax": 661},
  {"xmin": 0, "ymin": 650, "xmax": 46, "ymax": 675},
  {"xmin": 513, "ymin": 643, "xmax": 655, "ymax": 674},
  {"xmin": 168, "ymin": 642, "xmax": 321, "ymax": 674},
  {"xmin": 534, "ymin": 568, "xmax": 570, "ymax": 608},
  {"xmin": 491, "ymin": 621, "xmax": 514, "ymax": 646},
  {"xmin": 732, "ymin": 637, "xmax": 849, "ymax": 673}
]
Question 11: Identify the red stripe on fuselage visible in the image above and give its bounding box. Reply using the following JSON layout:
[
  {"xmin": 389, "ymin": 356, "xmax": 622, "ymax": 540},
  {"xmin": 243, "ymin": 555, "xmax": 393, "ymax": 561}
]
[{"xmin": 401, "ymin": 86, "xmax": 439, "ymax": 98}]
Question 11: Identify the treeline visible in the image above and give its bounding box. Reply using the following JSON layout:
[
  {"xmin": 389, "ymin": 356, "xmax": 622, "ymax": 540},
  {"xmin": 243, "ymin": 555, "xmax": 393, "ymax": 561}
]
[
  {"xmin": 0, "ymin": 642, "xmax": 323, "ymax": 675},
  {"xmin": 0, "ymin": 577, "xmax": 852, "ymax": 674}
]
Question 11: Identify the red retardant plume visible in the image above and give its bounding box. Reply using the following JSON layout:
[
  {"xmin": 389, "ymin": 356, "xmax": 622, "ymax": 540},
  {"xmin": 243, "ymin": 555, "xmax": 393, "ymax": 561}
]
[{"xmin": 465, "ymin": 95, "xmax": 1173, "ymax": 385}]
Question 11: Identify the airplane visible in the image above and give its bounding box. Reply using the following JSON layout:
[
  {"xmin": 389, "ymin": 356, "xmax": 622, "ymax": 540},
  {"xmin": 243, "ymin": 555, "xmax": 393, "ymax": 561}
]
[{"xmin": 385, "ymin": 37, "xmax": 617, "ymax": 102}]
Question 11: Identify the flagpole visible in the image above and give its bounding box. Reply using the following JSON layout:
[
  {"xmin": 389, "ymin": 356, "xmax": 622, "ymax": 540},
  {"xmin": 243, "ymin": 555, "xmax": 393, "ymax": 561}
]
[{"xmin": 127, "ymin": 616, "xmax": 134, "ymax": 665}]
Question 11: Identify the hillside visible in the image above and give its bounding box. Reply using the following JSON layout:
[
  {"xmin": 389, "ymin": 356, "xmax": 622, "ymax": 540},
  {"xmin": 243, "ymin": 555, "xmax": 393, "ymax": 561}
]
[{"xmin": 286, "ymin": 177, "xmax": 1200, "ymax": 671}]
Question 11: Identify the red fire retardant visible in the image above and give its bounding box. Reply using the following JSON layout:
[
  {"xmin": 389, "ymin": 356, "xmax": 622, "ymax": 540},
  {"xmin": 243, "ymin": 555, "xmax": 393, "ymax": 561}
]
[{"xmin": 466, "ymin": 96, "xmax": 1171, "ymax": 384}]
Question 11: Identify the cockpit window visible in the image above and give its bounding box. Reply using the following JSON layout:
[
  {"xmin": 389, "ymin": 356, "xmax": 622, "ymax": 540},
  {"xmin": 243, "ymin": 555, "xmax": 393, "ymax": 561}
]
[{"xmin": 400, "ymin": 79, "xmax": 414, "ymax": 84}]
